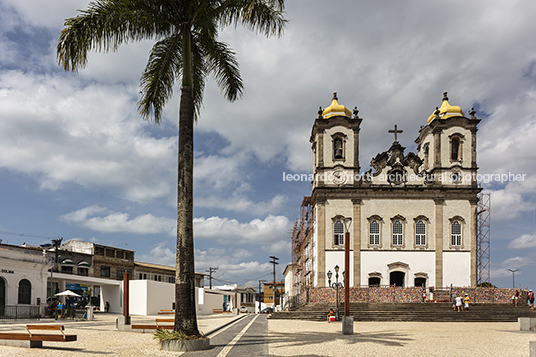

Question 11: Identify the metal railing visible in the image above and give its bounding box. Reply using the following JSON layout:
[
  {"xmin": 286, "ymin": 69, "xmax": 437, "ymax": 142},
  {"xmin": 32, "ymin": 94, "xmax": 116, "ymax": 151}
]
[{"xmin": 0, "ymin": 305, "xmax": 40, "ymax": 321}]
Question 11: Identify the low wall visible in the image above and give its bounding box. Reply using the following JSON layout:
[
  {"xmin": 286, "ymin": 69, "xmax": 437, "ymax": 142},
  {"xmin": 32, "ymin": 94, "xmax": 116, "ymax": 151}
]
[{"xmin": 293, "ymin": 287, "xmax": 528, "ymax": 305}]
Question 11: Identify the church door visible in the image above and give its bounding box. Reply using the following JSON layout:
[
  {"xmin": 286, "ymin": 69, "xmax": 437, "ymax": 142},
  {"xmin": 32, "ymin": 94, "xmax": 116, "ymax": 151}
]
[{"xmin": 389, "ymin": 271, "xmax": 405, "ymax": 287}]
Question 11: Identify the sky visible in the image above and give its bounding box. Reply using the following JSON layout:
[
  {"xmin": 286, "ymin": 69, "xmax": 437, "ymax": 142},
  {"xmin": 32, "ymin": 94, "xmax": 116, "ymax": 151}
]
[{"xmin": 0, "ymin": 0, "xmax": 535, "ymax": 290}]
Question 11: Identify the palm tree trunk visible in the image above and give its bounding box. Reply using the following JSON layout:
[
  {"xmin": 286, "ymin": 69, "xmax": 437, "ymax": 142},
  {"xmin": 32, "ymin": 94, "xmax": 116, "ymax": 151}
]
[{"xmin": 175, "ymin": 84, "xmax": 199, "ymax": 336}]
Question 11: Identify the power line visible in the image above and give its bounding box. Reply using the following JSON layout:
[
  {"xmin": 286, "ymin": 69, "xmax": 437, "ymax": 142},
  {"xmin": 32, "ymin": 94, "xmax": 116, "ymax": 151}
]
[{"xmin": 0, "ymin": 229, "xmax": 57, "ymax": 240}]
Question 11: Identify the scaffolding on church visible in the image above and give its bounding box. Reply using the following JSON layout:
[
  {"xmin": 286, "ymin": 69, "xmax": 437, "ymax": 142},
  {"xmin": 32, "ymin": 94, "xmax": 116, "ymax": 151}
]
[
  {"xmin": 477, "ymin": 192, "xmax": 491, "ymax": 285},
  {"xmin": 290, "ymin": 196, "xmax": 313, "ymax": 297}
]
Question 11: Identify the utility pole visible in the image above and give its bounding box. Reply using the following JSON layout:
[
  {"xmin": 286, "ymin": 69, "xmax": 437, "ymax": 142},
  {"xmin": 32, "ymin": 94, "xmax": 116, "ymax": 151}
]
[
  {"xmin": 50, "ymin": 237, "xmax": 62, "ymax": 298},
  {"xmin": 206, "ymin": 267, "xmax": 218, "ymax": 289},
  {"xmin": 269, "ymin": 256, "xmax": 279, "ymax": 308}
]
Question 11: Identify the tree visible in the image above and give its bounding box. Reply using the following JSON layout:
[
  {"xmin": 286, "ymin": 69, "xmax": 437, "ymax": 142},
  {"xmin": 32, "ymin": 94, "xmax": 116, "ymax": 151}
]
[{"xmin": 57, "ymin": 0, "xmax": 286, "ymax": 336}]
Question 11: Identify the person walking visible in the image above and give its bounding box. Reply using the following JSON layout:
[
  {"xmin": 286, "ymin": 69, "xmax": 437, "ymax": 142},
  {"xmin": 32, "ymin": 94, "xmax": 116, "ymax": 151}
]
[
  {"xmin": 529, "ymin": 289, "xmax": 534, "ymax": 309},
  {"xmin": 455, "ymin": 294, "xmax": 463, "ymax": 312},
  {"xmin": 105, "ymin": 301, "xmax": 110, "ymax": 313},
  {"xmin": 513, "ymin": 290, "xmax": 519, "ymax": 307},
  {"xmin": 464, "ymin": 293, "xmax": 470, "ymax": 311}
]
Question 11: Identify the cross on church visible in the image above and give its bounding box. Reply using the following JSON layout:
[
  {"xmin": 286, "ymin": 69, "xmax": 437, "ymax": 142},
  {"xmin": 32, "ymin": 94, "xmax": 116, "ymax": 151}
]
[{"xmin": 388, "ymin": 124, "xmax": 403, "ymax": 142}]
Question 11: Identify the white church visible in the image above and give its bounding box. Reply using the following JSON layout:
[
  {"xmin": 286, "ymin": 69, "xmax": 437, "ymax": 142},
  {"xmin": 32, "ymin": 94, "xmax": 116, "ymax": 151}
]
[{"xmin": 295, "ymin": 92, "xmax": 481, "ymax": 290}]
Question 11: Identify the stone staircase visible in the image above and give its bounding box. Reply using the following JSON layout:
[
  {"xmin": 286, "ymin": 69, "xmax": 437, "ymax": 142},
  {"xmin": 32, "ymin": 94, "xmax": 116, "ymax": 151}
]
[{"xmin": 269, "ymin": 302, "xmax": 536, "ymax": 322}]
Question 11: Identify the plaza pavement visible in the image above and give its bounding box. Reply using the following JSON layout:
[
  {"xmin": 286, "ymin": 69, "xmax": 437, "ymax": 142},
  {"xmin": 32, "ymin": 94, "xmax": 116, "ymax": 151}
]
[{"xmin": 0, "ymin": 312, "xmax": 534, "ymax": 356}]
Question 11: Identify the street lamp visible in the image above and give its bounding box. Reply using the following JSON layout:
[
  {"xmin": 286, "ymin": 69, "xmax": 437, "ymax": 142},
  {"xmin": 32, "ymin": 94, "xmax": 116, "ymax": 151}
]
[
  {"xmin": 507, "ymin": 268, "xmax": 520, "ymax": 288},
  {"xmin": 343, "ymin": 217, "xmax": 352, "ymax": 318},
  {"xmin": 327, "ymin": 265, "xmax": 343, "ymax": 321}
]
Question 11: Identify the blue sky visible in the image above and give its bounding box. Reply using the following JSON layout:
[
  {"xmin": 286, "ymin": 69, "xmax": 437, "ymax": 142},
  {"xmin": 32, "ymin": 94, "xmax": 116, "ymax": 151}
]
[{"xmin": 1, "ymin": 0, "xmax": 535, "ymax": 289}]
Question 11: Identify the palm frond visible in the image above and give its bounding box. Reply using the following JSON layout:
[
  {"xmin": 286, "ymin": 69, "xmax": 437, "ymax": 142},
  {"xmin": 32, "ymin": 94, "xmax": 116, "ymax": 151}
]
[
  {"xmin": 202, "ymin": 38, "xmax": 243, "ymax": 102},
  {"xmin": 218, "ymin": 0, "xmax": 287, "ymax": 38},
  {"xmin": 138, "ymin": 34, "xmax": 183, "ymax": 123},
  {"xmin": 57, "ymin": 0, "xmax": 173, "ymax": 72}
]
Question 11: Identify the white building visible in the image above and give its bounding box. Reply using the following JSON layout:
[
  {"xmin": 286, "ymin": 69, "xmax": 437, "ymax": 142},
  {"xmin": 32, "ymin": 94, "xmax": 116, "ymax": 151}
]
[
  {"xmin": 299, "ymin": 92, "xmax": 480, "ymax": 290},
  {"xmin": 0, "ymin": 246, "xmax": 50, "ymax": 311}
]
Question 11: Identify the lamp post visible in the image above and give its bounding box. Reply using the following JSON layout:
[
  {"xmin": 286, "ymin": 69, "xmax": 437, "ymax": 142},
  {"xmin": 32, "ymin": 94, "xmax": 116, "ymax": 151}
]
[
  {"xmin": 343, "ymin": 217, "xmax": 352, "ymax": 317},
  {"xmin": 327, "ymin": 266, "xmax": 343, "ymax": 321},
  {"xmin": 507, "ymin": 268, "xmax": 520, "ymax": 288}
]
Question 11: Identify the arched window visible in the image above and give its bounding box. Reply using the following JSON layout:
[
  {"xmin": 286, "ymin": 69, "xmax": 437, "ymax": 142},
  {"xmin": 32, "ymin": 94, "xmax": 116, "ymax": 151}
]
[
  {"xmin": 333, "ymin": 138, "xmax": 343, "ymax": 159},
  {"xmin": 0, "ymin": 277, "xmax": 6, "ymax": 307},
  {"xmin": 369, "ymin": 220, "xmax": 380, "ymax": 245},
  {"xmin": 451, "ymin": 221, "xmax": 462, "ymax": 246},
  {"xmin": 451, "ymin": 138, "xmax": 460, "ymax": 161},
  {"xmin": 18, "ymin": 279, "xmax": 31, "ymax": 305},
  {"xmin": 423, "ymin": 145, "xmax": 429, "ymax": 170},
  {"xmin": 415, "ymin": 220, "xmax": 426, "ymax": 246},
  {"xmin": 334, "ymin": 220, "xmax": 344, "ymax": 245},
  {"xmin": 392, "ymin": 220, "xmax": 403, "ymax": 245}
]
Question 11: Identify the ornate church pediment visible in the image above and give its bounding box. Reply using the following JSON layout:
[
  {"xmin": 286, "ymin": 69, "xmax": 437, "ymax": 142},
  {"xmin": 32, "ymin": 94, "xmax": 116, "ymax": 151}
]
[{"xmin": 369, "ymin": 141, "xmax": 423, "ymax": 182}]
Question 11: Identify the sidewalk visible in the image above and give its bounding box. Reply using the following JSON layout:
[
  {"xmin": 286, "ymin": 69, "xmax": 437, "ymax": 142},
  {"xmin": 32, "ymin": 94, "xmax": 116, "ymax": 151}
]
[
  {"xmin": 0, "ymin": 313, "xmax": 534, "ymax": 356},
  {"xmin": 268, "ymin": 319, "xmax": 536, "ymax": 357},
  {"xmin": 0, "ymin": 312, "xmax": 244, "ymax": 356}
]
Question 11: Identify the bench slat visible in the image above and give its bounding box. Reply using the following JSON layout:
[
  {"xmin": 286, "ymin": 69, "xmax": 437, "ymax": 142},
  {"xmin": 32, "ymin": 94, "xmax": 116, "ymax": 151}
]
[
  {"xmin": 156, "ymin": 319, "xmax": 174, "ymax": 323},
  {"xmin": 157, "ymin": 312, "xmax": 174, "ymax": 314},
  {"xmin": 131, "ymin": 325, "xmax": 174, "ymax": 330},
  {"xmin": 0, "ymin": 333, "xmax": 76, "ymax": 342},
  {"xmin": 26, "ymin": 325, "xmax": 64, "ymax": 331}
]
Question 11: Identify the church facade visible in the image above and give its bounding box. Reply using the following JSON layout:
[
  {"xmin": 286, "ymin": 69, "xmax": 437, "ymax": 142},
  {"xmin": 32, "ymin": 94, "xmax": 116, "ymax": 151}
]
[{"xmin": 303, "ymin": 92, "xmax": 480, "ymax": 290}]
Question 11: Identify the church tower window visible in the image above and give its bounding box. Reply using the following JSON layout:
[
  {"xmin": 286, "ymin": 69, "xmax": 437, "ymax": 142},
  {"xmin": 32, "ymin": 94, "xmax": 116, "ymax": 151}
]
[
  {"xmin": 392, "ymin": 220, "xmax": 403, "ymax": 245},
  {"xmin": 369, "ymin": 220, "xmax": 380, "ymax": 245},
  {"xmin": 415, "ymin": 220, "xmax": 426, "ymax": 246},
  {"xmin": 451, "ymin": 138, "xmax": 460, "ymax": 161},
  {"xmin": 451, "ymin": 220, "xmax": 462, "ymax": 246},
  {"xmin": 333, "ymin": 138, "xmax": 343, "ymax": 160},
  {"xmin": 334, "ymin": 220, "xmax": 344, "ymax": 246}
]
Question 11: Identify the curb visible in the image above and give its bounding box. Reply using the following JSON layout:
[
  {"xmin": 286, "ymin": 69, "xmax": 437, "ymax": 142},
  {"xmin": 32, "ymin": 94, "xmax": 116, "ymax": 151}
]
[{"xmin": 205, "ymin": 315, "xmax": 247, "ymax": 336}]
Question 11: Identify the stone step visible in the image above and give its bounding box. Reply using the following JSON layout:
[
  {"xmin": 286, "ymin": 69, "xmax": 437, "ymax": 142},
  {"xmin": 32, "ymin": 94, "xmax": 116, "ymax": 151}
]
[{"xmin": 270, "ymin": 303, "xmax": 536, "ymax": 322}]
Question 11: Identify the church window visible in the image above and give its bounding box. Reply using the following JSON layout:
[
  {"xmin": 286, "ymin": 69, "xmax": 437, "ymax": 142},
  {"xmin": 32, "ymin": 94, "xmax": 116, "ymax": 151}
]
[
  {"xmin": 18, "ymin": 279, "xmax": 31, "ymax": 304},
  {"xmin": 415, "ymin": 220, "xmax": 426, "ymax": 246},
  {"xmin": 368, "ymin": 277, "xmax": 381, "ymax": 286},
  {"xmin": 451, "ymin": 138, "xmax": 460, "ymax": 161},
  {"xmin": 369, "ymin": 220, "xmax": 380, "ymax": 245},
  {"xmin": 392, "ymin": 220, "xmax": 403, "ymax": 245},
  {"xmin": 451, "ymin": 221, "xmax": 462, "ymax": 246},
  {"xmin": 334, "ymin": 220, "xmax": 344, "ymax": 245},
  {"xmin": 423, "ymin": 144, "xmax": 429, "ymax": 170},
  {"xmin": 334, "ymin": 138, "xmax": 343, "ymax": 159}
]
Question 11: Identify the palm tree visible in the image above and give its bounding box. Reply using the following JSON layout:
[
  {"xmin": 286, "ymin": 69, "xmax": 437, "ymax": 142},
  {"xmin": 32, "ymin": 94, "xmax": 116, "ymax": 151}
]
[{"xmin": 57, "ymin": 0, "xmax": 286, "ymax": 336}]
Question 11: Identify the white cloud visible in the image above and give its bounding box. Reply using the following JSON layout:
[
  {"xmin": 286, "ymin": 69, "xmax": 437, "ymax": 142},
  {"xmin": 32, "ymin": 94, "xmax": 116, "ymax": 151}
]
[
  {"xmin": 483, "ymin": 176, "xmax": 536, "ymax": 221},
  {"xmin": 195, "ymin": 194, "xmax": 288, "ymax": 215},
  {"xmin": 500, "ymin": 256, "xmax": 532, "ymax": 268},
  {"xmin": 508, "ymin": 234, "xmax": 536, "ymax": 250},
  {"xmin": 193, "ymin": 215, "xmax": 291, "ymax": 246},
  {"xmin": 0, "ymin": 71, "xmax": 177, "ymax": 203},
  {"xmin": 60, "ymin": 206, "xmax": 175, "ymax": 235},
  {"xmin": 137, "ymin": 242, "xmax": 175, "ymax": 267}
]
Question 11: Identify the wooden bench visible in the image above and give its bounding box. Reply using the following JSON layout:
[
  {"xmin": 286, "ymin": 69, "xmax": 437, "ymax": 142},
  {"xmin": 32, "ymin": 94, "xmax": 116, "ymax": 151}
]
[
  {"xmin": 157, "ymin": 310, "xmax": 174, "ymax": 315},
  {"xmin": 213, "ymin": 309, "xmax": 232, "ymax": 313},
  {"xmin": 131, "ymin": 318, "xmax": 174, "ymax": 332},
  {"xmin": 0, "ymin": 325, "xmax": 77, "ymax": 348}
]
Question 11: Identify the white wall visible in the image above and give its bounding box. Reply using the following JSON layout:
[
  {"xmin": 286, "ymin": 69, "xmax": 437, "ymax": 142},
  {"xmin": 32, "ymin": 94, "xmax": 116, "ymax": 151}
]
[
  {"xmin": 0, "ymin": 253, "xmax": 49, "ymax": 308},
  {"xmin": 325, "ymin": 250, "xmax": 353, "ymax": 286},
  {"xmin": 199, "ymin": 291, "xmax": 225, "ymax": 315},
  {"xmin": 129, "ymin": 280, "xmax": 149, "ymax": 315},
  {"xmin": 361, "ymin": 251, "xmax": 436, "ymax": 287},
  {"xmin": 443, "ymin": 251, "xmax": 471, "ymax": 287},
  {"xmin": 100, "ymin": 284, "xmax": 121, "ymax": 313}
]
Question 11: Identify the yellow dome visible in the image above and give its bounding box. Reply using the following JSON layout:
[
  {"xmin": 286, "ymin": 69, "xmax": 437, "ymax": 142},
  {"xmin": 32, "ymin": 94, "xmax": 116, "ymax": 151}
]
[
  {"xmin": 322, "ymin": 92, "xmax": 352, "ymax": 119},
  {"xmin": 427, "ymin": 92, "xmax": 465, "ymax": 123}
]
